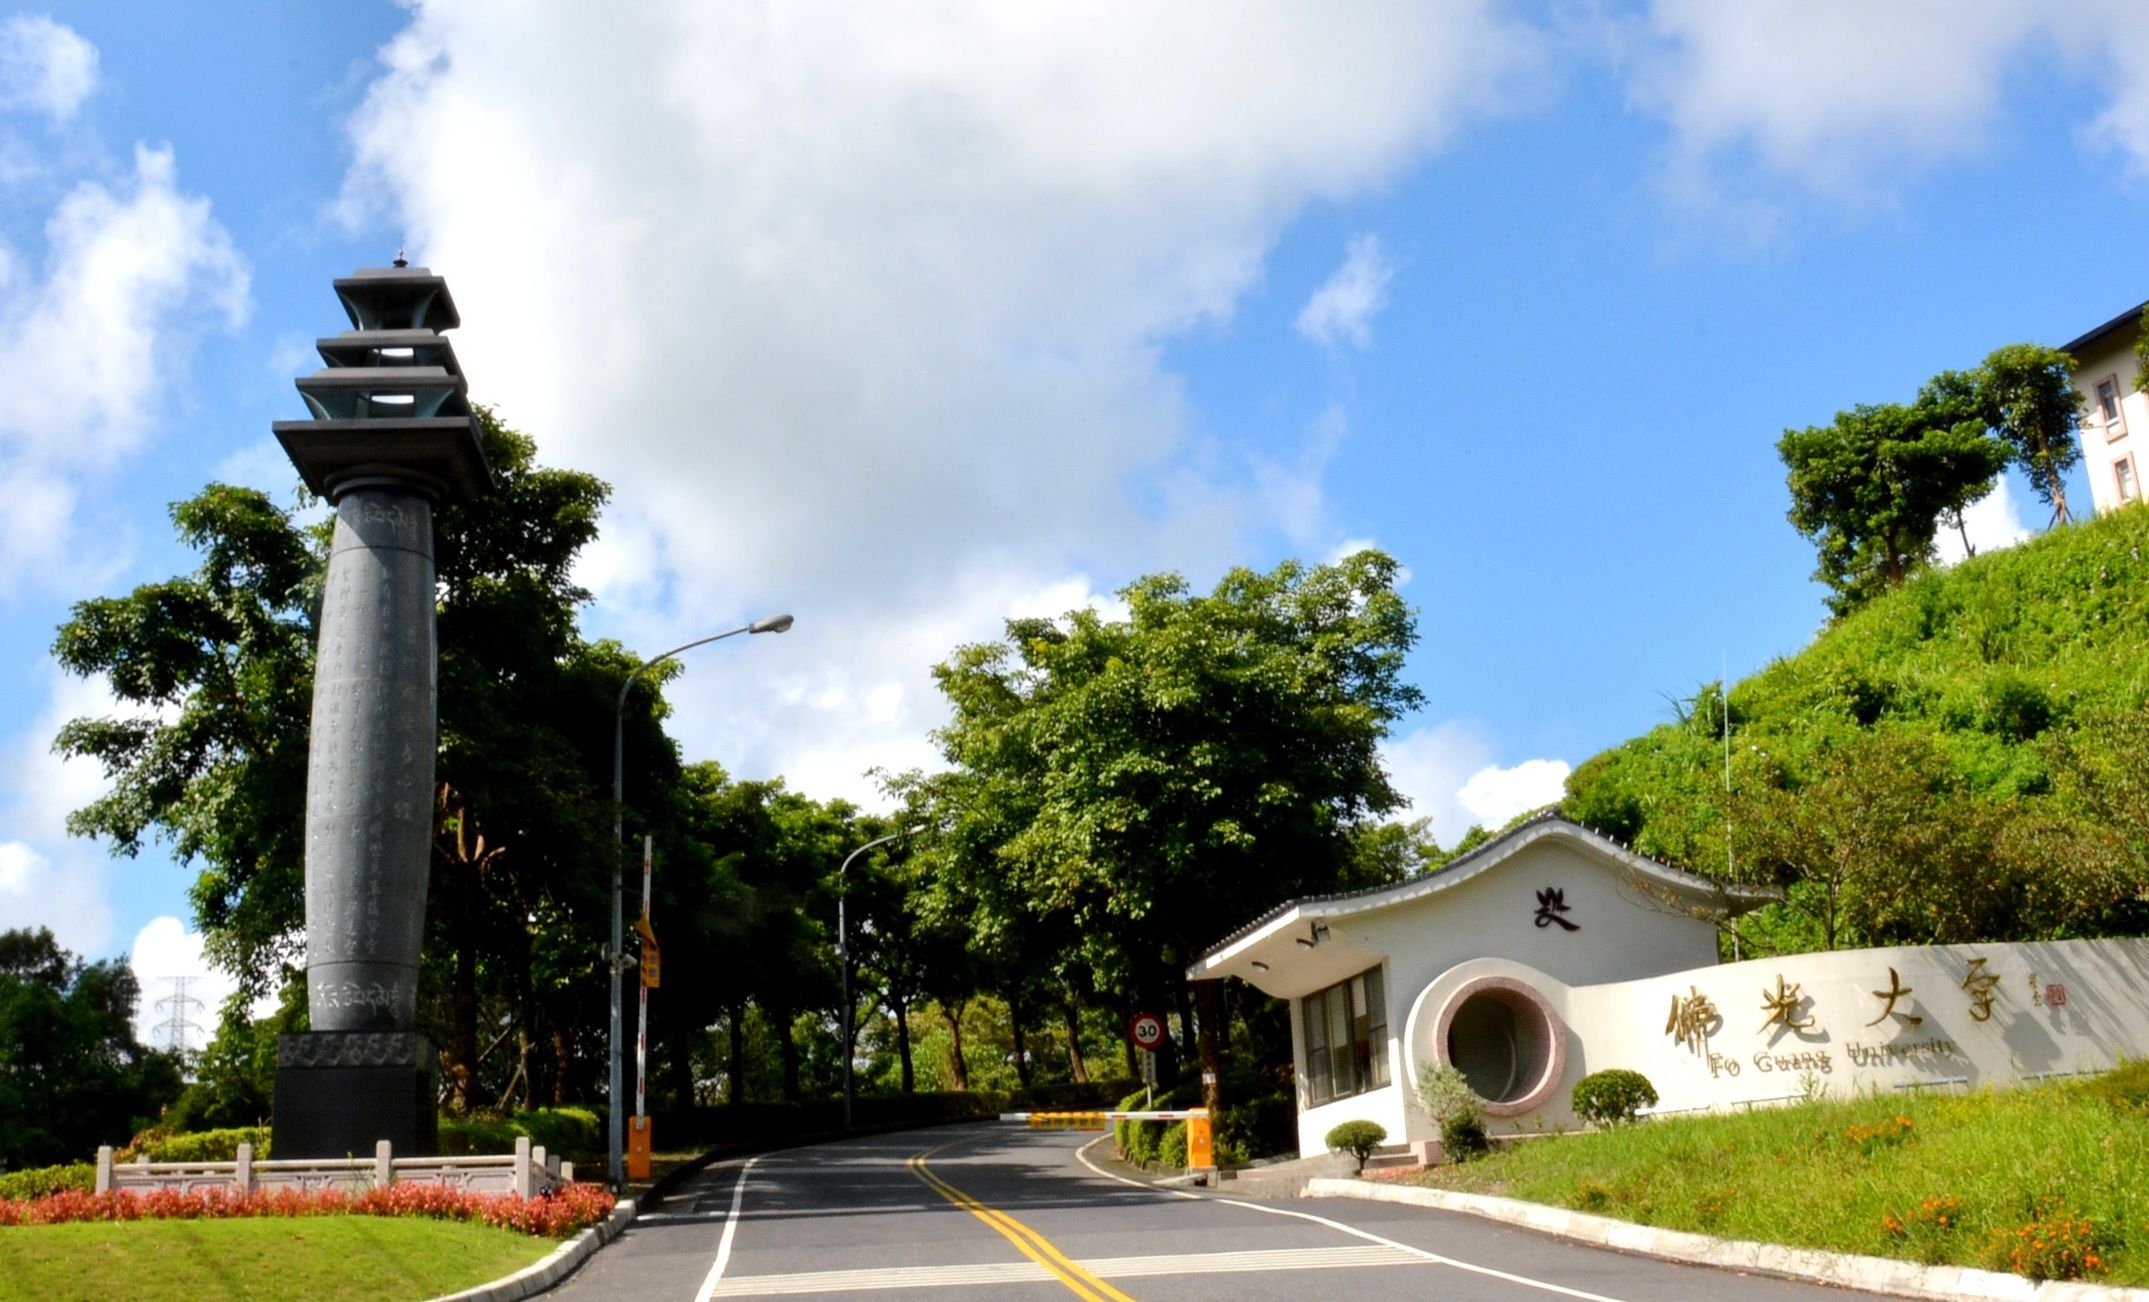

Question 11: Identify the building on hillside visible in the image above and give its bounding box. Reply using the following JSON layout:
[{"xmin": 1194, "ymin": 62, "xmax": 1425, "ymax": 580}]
[
  {"xmin": 1188, "ymin": 812, "xmax": 2149, "ymax": 1159},
  {"xmin": 2063, "ymin": 302, "xmax": 2146, "ymax": 515}
]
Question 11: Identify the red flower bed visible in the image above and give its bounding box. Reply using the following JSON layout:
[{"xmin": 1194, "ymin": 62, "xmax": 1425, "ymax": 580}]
[{"xmin": 0, "ymin": 1181, "xmax": 614, "ymax": 1238}]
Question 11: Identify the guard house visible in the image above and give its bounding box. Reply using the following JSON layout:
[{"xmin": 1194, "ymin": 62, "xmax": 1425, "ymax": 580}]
[
  {"xmin": 1188, "ymin": 813, "xmax": 1767, "ymax": 1156},
  {"xmin": 1190, "ymin": 812, "xmax": 2149, "ymax": 1158},
  {"xmin": 2064, "ymin": 301, "xmax": 2146, "ymax": 515}
]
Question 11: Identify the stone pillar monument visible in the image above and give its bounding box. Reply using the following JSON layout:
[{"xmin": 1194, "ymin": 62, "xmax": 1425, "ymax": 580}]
[{"xmin": 269, "ymin": 263, "xmax": 492, "ymax": 1159}]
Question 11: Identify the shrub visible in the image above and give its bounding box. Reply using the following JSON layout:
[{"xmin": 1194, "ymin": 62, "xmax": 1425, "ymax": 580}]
[
  {"xmin": 118, "ymin": 1127, "xmax": 272, "ymax": 1163},
  {"xmin": 1418, "ymin": 1061, "xmax": 1490, "ymax": 1160},
  {"xmin": 0, "ymin": 1163, "xmax": 93, "ymax": 1201},
  {"xmin": 1325, "ymin": 1120, "xmax": 1387, "ymax": 1172},
  {"xmin": 1572, "ymin": 1069, "xmax": 1658, "ymax": 1128},
  {"xmin": 1157, "ymin": 1122, "xmax": 1188, "ymax": 1169},
  {"xmin": 438, "ymin": 1108, "xmax": 601, "ymax": 1159},
  {"xmin": 1440, "ymin": 1111, "xmax": 1490, "ymax": 1162},
  {"xmin": 1415, "ymin": 1062, "xmax": 1482, "ymax": 1129},
  {"xmin": 1215, "ymin": 1092, "xmax": 1293, "ymax": 1166}
]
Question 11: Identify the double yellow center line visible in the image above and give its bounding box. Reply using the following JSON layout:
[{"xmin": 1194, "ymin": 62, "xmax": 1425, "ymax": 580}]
[{"xmin": 907, "ymin": 1142, "xmax": 1137, "ymax": 1302}]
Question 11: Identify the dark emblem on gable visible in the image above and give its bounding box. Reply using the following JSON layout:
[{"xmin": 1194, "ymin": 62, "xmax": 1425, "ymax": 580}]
[{"xmin": 1533, "ymin": 887, "xmax": 1578, "ymax": 932}]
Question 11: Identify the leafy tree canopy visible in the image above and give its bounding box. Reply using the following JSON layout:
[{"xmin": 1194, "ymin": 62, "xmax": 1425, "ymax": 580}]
[
  {"xmin": 0, "ymin": 928, "xmax": 182, "ymax": 1169},
  {"xmin": 1780, "ymin": 388, "xmax": 2007, "ymax": 616}
]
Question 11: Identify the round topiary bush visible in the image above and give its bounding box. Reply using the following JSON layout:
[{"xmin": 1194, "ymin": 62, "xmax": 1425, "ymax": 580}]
[
  {"xmin": 1324, "ymin": 1119, "xmax": 1387, "ymax": 1173},
  {"xmin": 1572, "ymin": 1068, "xmax": 1658, "ymax": 1128}
]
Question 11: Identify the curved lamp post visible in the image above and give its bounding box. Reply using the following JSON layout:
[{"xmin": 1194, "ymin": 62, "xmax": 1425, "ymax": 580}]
[
  {"xmin": 609, "ymin": 612, "xmax": 793, "ymax": 1187},
  {"xmin": 836, "ymin": 826, "xmax": 921, "ymax": 1129}
]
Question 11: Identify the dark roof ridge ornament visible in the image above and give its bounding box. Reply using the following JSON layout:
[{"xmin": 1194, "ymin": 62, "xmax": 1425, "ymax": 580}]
[{"xmin": 393, "ymin": 245, "xmax": 407, "ymax": 269}]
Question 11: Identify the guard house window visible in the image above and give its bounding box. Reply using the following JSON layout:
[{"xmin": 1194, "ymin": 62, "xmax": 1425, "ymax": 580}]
[
  {"xmin": 2120, "ymin": 455, "xmax": 2139, "ymax": 504},
  {"xmin": 1301, "ymin": 965, "xmax": 1389, "ymax": 1106},
  {"xmin": 2098, "ymin": 377, "xmax": 2127, "ymax": 438}
]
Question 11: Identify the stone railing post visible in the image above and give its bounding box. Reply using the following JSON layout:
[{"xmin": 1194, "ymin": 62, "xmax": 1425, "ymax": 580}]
[
  {"xmin": 236, "ymin": 1142, "xmax": 255, "ymax": 1195},
  {"xmin": 95, "ymin": 1146, "xmax": 112, "ymax": 1194},
  {"xmin": 513, "ymin": 1136, "xmax": 532, "ymax": 1199},
  {"xmin": 375, "ymin": 1139, "xmax": 394, "ymax": 1189}
]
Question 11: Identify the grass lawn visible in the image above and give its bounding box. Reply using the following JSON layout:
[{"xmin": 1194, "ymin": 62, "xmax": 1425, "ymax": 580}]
[
  {"xmin": 1398, "ymin": 1077, "xmax": 2149, "ymax": 1285},
  {"xmin": 0, "ymin": 1215, "xmax": 556, "ymax": 1301}
]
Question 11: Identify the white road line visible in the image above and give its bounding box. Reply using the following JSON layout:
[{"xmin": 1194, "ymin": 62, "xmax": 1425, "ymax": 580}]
[
  {"xmin": 692, "ymin": 1154, "xmax": 763, "ymax": 1302},
  {"xmin": 1072, "ymin": 1136, "xmax": 1630, "ymax": 1302},
  {"xmin": 704, "ymin": 1245, "xmax": 1414, "ymax": 1296}
]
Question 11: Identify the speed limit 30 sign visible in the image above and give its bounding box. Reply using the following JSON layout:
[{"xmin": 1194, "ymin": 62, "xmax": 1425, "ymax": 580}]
[{"xmin": 1128, "ymin": 1011, "xmax": 1166, "ymax": 1052}]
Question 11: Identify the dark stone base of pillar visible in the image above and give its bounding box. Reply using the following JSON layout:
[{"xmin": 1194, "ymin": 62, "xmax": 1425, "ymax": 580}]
[{"xmin": 272, "ymin": 1032, "xmax": 439, "ymax": 1159}]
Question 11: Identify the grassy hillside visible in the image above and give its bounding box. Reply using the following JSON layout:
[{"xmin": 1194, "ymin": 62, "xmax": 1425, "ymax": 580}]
[
  {"xmin": 1563, "ymin": 504, "xmax": 2149, "ymax": 953},
  {"xmin": 1398, "ymin": 1065, "xmax": 2149, "ymax": 1286}
]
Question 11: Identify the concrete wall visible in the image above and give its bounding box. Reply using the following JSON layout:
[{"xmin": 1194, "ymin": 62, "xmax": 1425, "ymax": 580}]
[{"xmin": 1292, "ymin": 926, "xmax": 2149, "ymax": 1157}]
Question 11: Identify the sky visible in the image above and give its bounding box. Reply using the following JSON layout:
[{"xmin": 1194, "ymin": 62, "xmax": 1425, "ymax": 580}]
[{"xmin": 1, "ymin": 1, "xmax": 2145, "ymax": 1039}]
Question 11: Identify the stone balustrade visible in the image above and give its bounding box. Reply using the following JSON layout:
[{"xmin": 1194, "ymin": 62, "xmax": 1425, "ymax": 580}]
[{"xmin": 94, "ymin": 1135, "xmax": 570, "ymax": 1198}]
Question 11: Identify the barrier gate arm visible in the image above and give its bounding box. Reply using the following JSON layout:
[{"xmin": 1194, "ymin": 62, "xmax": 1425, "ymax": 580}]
[{"xmin": 999, "ymin": 1108, "xmax": 1214, "ymax": 1170}]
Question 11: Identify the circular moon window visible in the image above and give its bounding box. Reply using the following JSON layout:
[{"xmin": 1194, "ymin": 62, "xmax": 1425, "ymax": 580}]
[{"xmin": 1435, "ymin": 977, "xmax": 1565, "ymax": 1116}]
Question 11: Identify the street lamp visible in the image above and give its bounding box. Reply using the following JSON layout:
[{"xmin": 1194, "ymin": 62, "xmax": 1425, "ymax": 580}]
[
  {"xmin": 609, "ymin": 612, "xmax": 793, "ymax": 1188},
  {"xmin": 836, "ymin": 826, "xmax": 921, "ymax": 1130}
]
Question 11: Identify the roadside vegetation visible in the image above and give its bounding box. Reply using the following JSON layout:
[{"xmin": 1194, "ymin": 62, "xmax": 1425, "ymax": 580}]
[
  {"xmin": 1398, "ymin": 1065, "xmax": 2149, "ymax": 1285},
  {"xmin": 0, "ymin": 1215, "xmax": 554, "ymax": 1302},
  {"xmin": 1565, "ymin": 501, "xmax": 2149, "ymax": 958}
]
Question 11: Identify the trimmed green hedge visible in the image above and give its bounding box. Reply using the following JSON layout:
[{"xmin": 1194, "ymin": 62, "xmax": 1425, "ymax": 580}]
[
  {"xmin": 437, "ymin": 1108, "xmax": 601, "ymax": 1159},
  {"xmin": 0, "ymin": 1162, "xmax": 94, "ymax": 1200},
  {"xmin": 119, "ymin": 1128, "xmax": 272, "ymax": 1162}
]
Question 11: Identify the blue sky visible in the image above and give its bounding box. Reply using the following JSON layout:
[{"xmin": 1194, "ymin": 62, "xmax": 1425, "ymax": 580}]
[{"xmin": 1, "ymin": 2, "xmax": 2144, "ymax": 1029}]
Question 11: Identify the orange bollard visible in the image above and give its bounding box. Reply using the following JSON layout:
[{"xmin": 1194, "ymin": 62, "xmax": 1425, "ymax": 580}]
[
  {"xmin": 1186, "ymin": 1108, "xmax": 1214, "ymax": 1169},
  {"xmin": 626, "ymin": 1114, "xmax": 654, "ymax": 1181}
]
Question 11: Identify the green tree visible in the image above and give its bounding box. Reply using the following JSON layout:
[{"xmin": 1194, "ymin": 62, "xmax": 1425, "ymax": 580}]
[
  {"xmin": 53, "ymin": 484, "xmax": 316, "ymax": 987},
  {"xmin": 0, "ymin": 929, "xmax": 184, "ymax": 1168},
  {"xmin": 924, "ymin": 550, "xmax": 1421, "ymax": 1112},
  {"xmin": 1978, "ymin": 343, "xmax": 2084, "ymax": 526},
  {"xmin": 1780, "ymin": 393, "xmax": 2008, "ymax": 615},
  {"xmin": 53, "ymin": 413, "xmax": 651, "ymax": 1112}
]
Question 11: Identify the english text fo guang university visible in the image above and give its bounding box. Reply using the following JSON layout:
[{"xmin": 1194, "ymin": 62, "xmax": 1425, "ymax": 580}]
[{"xmin": 1190, "ymin": 812, "xmax": 2149, "ymax": 1160}]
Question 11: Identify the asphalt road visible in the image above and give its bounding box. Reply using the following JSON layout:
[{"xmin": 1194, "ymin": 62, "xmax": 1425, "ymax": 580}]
[{"xmin": 548, "ymin": 1125, "xmax": 1880, "ymax": 1301}]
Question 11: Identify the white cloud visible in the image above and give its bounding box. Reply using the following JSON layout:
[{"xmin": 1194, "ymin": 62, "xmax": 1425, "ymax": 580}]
[
  {"xmin": 1626, "ymin": 2, "xmax": 2149, "ymax": 199},
  {"xmin": 1382, "ymin": 721, "xmax": 1494, "ymax": 844},
  {"xmin": 0, "ymin": 669, "xmax": 170, "ymax": 962},
  {"xmin": 1384, "ymin": 721, "xmax": 1569, "ymax": 843},
  {"xmin": 1256, "ymin": 403, "xmax": 1350, "ymax": 549},
  {"xmin": 0, "ymin": 142, "xmax": 249, "ymax": 594},
  {"xmin": 129, "ymin": 916, "xmax": 275, "ymax": 1048},
  {"xmin": 0, "ymin": 838, "xmax": 110, "ymax": 956},
  {"xmin": 1457, "ymin": 757, "xmax": 1570, "ymax": 826},
  {"xmin": 1295, "ymin": 233, "xmax": 1396, "ymax": 348},
  {"xmin": 1934, "ymin": 476, "xmax": 2034, "ymax": 566},
  {"xmin": 339, "ymin": 3, "xmax": 1537, "ymax": 804},
  {"xmin": 0, "ymin": 15, "xmax": 98, "ymax": 124}
]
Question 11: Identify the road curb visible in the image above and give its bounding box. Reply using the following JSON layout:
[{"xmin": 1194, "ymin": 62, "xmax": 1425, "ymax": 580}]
[
  {"xmin": 1306, "ymin": 1179, "xmax": 2149, "ymax": 1301},
  {"xmin": 430, "ymin": 1195, "xmax": 638, "ymax": 1302}
]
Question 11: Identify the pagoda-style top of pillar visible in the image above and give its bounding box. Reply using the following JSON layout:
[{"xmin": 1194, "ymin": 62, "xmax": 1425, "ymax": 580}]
[
  {"xmin": 274, "ymin": 263, "xmax": 492, "ymax": 504},
  {"xmin": 333, "ymin": 266, "xmax": 461, "ymax": 332}
]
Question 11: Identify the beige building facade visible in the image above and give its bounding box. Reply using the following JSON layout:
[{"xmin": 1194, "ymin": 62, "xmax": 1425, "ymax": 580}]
[{"xmin": 2064, "ymin": 303, "xmax": 2147, "ymax": 515}]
